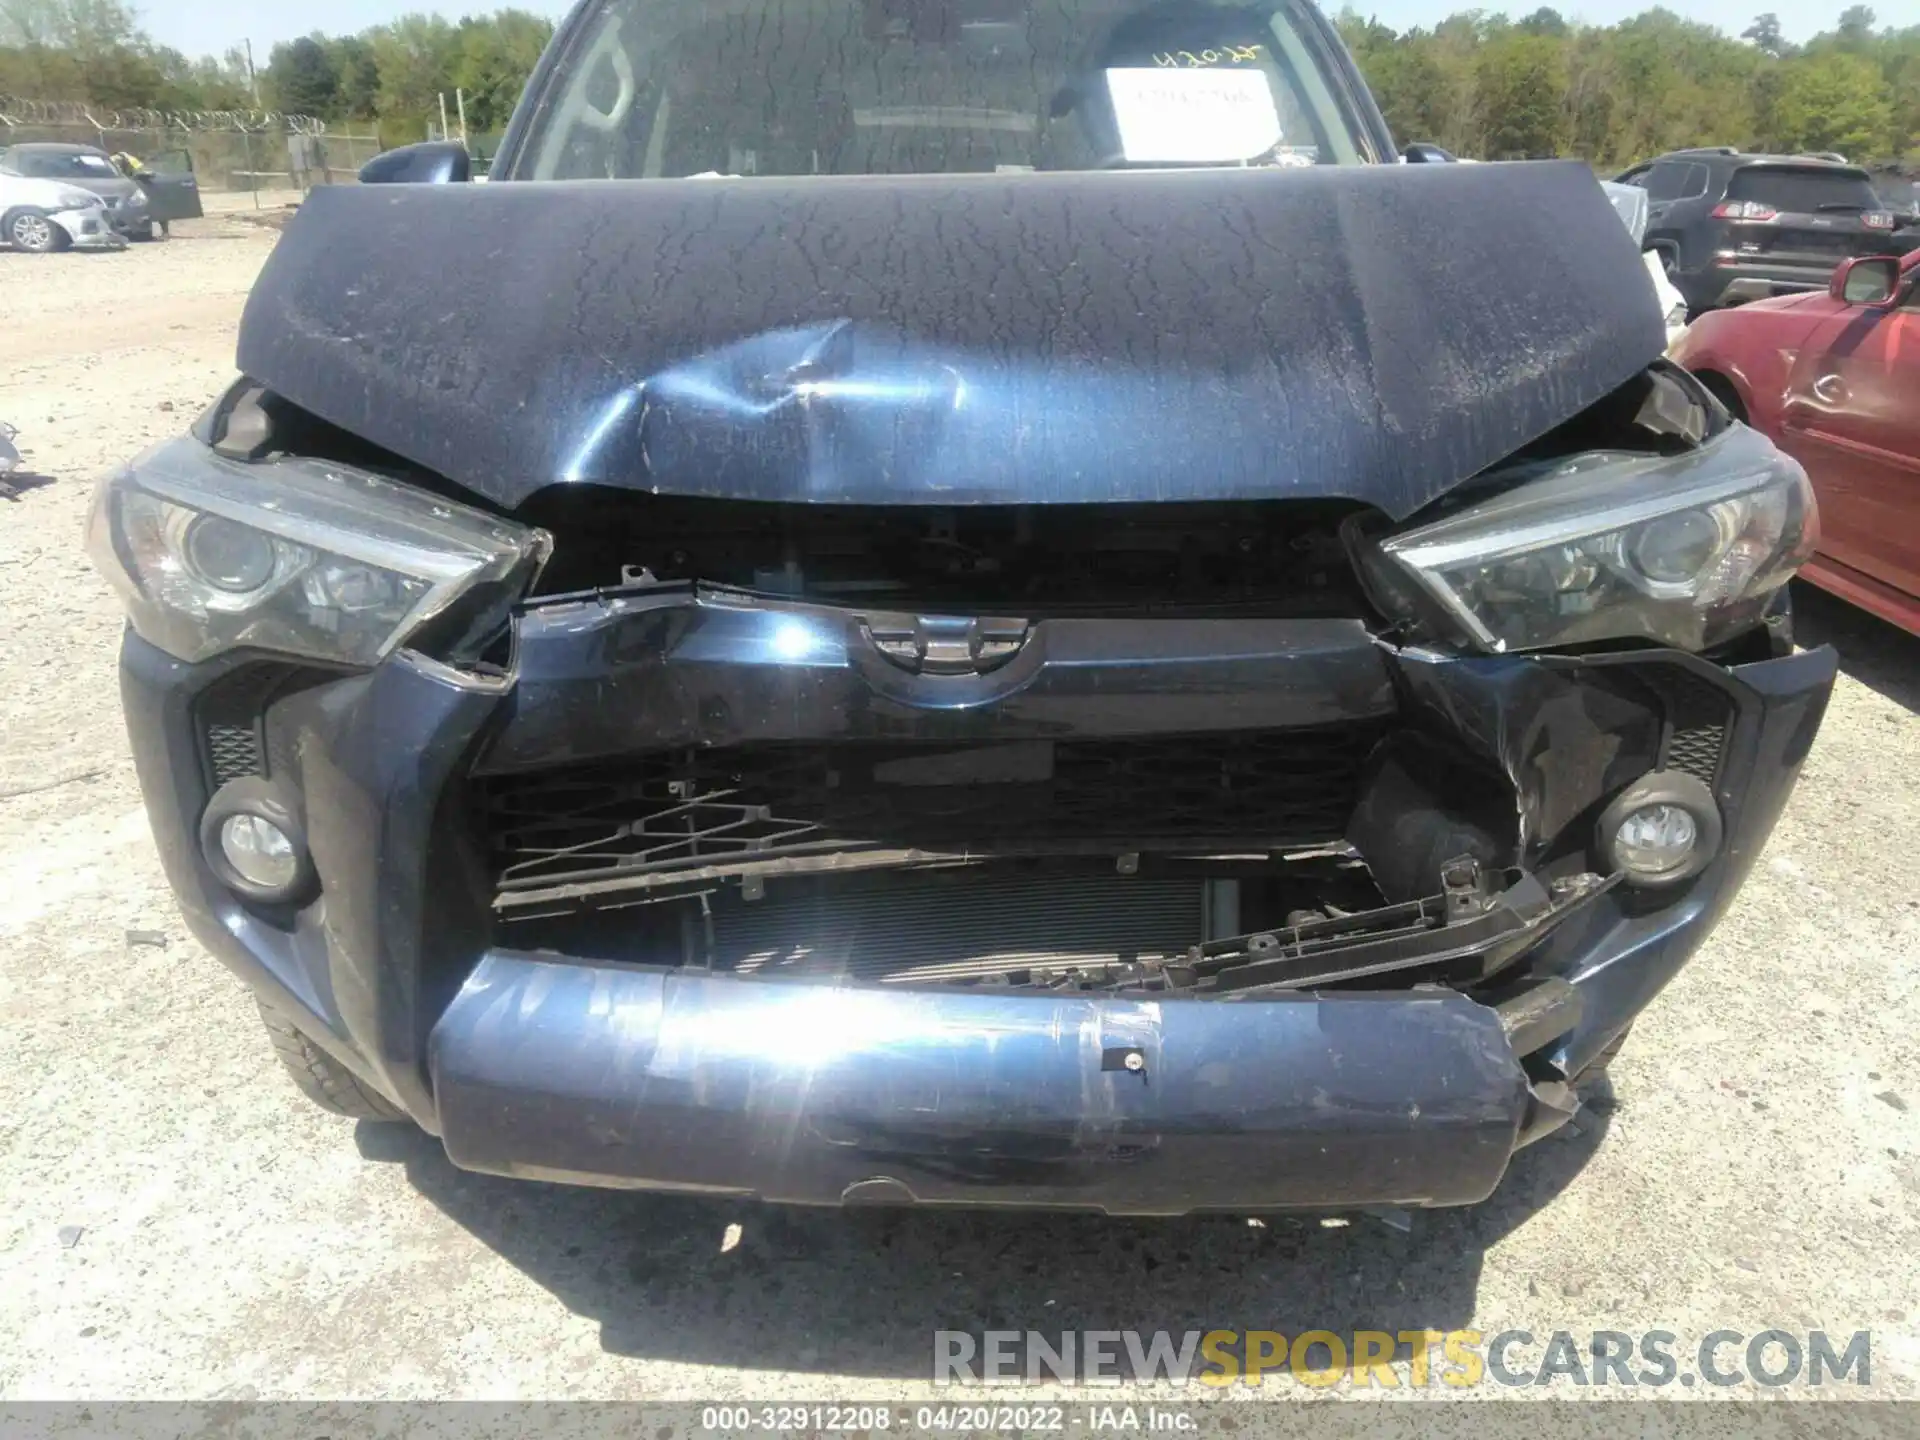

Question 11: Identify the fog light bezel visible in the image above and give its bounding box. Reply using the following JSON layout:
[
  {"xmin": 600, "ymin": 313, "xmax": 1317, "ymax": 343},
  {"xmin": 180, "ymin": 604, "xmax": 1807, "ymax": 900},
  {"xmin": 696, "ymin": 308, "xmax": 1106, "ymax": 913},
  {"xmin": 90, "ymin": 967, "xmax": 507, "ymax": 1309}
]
[
  {"xmin": 1596, "ymin": 770, "xmax": 1722, "ymax": 888},
  {"xmin": 199, "ymin": 776, "xmax": 316, "ymax": 905}
]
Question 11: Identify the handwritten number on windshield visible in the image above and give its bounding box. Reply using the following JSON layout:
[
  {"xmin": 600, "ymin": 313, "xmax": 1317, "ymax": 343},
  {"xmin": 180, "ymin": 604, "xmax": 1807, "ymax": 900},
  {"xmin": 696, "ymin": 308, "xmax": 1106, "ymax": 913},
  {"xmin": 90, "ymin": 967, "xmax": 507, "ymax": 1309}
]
[{"xmin": 1152, "ymin": 45, "xmax": 1264, "ymax": 67}]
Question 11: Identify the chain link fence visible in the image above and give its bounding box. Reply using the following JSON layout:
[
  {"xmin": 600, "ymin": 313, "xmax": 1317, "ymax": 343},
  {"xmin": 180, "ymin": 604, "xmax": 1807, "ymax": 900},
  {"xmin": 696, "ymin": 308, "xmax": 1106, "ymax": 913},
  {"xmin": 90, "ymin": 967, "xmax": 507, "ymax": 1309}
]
[
  {"xmin": 0, "ymin": 96, "xmax": 381, "ymax": 197},
  {"xmin": 426, "ymin": 123, "xmax": 506, "ymax": 175}
]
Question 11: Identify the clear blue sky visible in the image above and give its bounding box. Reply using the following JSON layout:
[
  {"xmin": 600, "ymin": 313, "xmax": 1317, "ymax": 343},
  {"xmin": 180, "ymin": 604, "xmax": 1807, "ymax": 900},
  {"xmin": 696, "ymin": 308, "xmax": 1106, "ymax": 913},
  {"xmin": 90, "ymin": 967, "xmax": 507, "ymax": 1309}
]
[{"xmin": 136, "ymin": 0, "xmax": 1855, "ymax": 65}]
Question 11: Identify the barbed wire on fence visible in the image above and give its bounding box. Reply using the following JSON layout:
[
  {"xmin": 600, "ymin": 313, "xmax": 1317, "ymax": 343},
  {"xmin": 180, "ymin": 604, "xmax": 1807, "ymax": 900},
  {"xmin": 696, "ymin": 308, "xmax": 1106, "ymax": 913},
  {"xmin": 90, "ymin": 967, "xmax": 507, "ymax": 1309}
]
[
  {"xmin": 0, "ymin": 92, "xmax": 382, "ymax": 193},
  {"xmin": 0, "ymin": 95, "xmax": 328, "ymax": 134}
]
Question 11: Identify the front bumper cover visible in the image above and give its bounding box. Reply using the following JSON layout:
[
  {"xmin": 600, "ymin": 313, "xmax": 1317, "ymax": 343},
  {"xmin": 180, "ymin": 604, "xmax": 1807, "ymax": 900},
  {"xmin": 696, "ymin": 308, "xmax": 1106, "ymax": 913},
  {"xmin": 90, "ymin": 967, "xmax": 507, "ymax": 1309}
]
[
  {"xmin": 51, "ymin": 207, "xmax": 125, "ymax": 250},
  {"xmin": 103, "ymin": 199, "xmax": 150, "ymax": 235},
  {"xmin": 1685, "ymin": 258, "xmax": 1837, "ymax": 307},
  {"xmin": 118, "ymin": 595, "xmax": 1836, "ymax": 1214},
  {"xmin": 432, "ymin": 960, "xmax": 1539, "ymax": 1210}
]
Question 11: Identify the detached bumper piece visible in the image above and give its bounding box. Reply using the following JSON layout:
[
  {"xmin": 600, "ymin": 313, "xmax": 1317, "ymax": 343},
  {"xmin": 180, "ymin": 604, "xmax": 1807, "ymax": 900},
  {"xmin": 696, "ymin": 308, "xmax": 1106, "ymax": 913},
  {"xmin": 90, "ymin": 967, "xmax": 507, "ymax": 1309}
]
[
  {"xmin": 429, "ymin": 954, "xmax": 1537, "ymax": 1212},
  {"xmin": 429, "ymin": 863, "xmax": 1605, "ymax": 1210}
]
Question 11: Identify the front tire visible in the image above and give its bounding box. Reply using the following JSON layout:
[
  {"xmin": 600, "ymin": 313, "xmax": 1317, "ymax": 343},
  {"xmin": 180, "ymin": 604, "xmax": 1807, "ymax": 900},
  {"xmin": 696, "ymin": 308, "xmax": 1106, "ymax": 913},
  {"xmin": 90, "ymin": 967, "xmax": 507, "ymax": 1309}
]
[
  {"xmin": 128, "ymin": 221, "xmax": 156, "ymax": 242},
  {"xmin": 4, "ymin": 208, "xmax": 67, "ymax": 253},
  {"xmin": 257, "ymin": 1002, "xmax": 408, "ymax": 1121}
]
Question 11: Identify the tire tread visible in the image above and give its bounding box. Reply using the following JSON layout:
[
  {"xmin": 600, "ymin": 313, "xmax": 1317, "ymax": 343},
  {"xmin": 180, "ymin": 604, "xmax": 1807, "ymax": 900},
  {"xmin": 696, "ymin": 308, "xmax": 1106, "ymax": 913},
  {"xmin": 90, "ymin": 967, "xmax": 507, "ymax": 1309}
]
[{"xmin": 257, "ymin": 1003, "xmax": 406, "ymax": 1121}]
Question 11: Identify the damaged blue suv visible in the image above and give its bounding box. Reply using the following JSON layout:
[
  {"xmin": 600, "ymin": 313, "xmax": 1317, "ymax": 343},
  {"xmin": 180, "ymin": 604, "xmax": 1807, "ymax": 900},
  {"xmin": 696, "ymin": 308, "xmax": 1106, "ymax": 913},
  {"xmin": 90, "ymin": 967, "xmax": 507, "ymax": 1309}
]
[{"xmin": 88, "ymin": 0, "xmax": 1833, "ymax": 1215}]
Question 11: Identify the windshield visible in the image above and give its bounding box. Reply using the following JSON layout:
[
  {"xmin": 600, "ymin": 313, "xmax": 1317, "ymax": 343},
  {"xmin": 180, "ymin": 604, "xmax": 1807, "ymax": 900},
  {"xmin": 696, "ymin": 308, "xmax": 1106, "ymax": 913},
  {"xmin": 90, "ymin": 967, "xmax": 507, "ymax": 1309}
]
[
  {"xmin": 8, "ymin": 150, "xmax": 117, "ymax": 179},
  {"xmin": 512, "ymin": 0, "xmax": 1375, "ymax": 180}
]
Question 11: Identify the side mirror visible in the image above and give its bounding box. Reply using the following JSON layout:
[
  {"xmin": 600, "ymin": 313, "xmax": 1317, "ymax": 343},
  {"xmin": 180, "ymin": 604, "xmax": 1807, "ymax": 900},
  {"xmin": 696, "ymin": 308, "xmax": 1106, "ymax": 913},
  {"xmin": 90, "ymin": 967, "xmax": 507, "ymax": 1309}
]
[
  {"xmin": 1402, "ymin": 142, "xmax": 1457, "ymax": 164},
  {"xmin": 1830, "ymin": 255, "xmax": 1901, "ymax": 307},
  {"xmin": 358, "ymin": 141, "xmax": 471, "ymax": 186}
]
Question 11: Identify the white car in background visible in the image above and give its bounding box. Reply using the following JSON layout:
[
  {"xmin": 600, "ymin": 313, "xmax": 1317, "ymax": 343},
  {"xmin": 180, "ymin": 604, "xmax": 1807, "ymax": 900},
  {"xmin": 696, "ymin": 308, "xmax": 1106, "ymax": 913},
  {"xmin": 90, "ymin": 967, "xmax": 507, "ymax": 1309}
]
[
  {"xmin": 1601, "ymin": 180, "xmax": 1689, "ymax": 347},
  {"xmin": 0, "ymin": 170, "xmax": 122, "ymax": 253}
]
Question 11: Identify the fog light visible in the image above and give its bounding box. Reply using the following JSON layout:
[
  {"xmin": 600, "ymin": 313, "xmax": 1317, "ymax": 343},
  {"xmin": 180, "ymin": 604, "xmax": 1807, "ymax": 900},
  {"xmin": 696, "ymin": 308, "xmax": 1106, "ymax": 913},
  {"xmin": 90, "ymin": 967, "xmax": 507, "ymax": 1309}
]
[
  {"xmin": 1614, "ymin": 803, "xmax": 1698, "ymax": 874},
  {"xmin": 219, "ymin": 813, "xmax": 298, "ymax": 890},
  {"xmin": 199, "ymin": 777, "xmax": 314, "ymax": 904},
  {"xmin": 1596, "ymin": 771, "xmax": 1721, "ymax": 887}
]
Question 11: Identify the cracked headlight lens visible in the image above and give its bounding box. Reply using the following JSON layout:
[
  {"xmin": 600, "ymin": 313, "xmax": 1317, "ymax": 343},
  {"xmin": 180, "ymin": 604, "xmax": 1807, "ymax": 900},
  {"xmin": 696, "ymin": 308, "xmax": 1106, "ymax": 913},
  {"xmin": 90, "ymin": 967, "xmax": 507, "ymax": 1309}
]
[
  {"xmin": 88, "ymin": 436, "xmax": 549, "ymax": 666},
  {"xmin": 1363, "ymin": 425, "xmax": 1817, "ymax": 653}
]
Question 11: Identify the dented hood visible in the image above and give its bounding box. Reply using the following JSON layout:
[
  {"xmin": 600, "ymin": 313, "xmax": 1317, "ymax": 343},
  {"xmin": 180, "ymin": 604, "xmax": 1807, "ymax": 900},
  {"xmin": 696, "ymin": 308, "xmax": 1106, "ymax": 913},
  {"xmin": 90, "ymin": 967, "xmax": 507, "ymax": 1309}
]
[{"xmin": 237, "ymin": 162, "xmax": 1664, "ymax": 521}]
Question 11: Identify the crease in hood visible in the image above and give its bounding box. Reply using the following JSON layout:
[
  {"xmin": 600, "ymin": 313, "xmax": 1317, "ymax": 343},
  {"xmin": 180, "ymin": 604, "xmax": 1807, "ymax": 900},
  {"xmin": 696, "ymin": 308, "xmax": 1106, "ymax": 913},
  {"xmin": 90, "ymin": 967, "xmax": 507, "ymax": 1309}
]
[{"xmin": 235, "ymin": 162, "xmax": 1666, "ymax": 521}]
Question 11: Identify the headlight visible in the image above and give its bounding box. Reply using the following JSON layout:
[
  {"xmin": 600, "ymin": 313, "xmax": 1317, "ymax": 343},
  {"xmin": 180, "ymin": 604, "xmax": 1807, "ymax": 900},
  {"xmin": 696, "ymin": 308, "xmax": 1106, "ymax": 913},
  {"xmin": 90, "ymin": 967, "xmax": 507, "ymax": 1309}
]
[
  {"xmin": 87, "ymin": 437, "xmax": 549, "ymax": 666},
  {"xmin": 54, "ymin": 188, "xmax": 96, "ymax": 209},
  {"xmin": 1361, "ymin": 425, "xmax": 1816, "ymax": 653}
]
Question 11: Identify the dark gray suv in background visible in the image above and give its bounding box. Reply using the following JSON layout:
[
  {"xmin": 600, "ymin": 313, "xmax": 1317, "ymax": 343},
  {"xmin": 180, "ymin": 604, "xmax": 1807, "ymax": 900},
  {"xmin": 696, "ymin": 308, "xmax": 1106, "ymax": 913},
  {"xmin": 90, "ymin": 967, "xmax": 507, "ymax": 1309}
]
[{"xmin": 1616, "ymin": 147, "xmax": 1900, "ymax": 314}]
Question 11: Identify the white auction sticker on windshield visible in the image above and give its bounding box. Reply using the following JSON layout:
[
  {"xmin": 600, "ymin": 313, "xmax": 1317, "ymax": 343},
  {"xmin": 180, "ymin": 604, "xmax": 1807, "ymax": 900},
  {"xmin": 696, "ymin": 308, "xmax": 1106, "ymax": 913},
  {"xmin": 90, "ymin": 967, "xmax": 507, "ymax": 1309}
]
[{"xmin": 1105, "ymin": 66, "xmax": 1283, "ymax": 163}]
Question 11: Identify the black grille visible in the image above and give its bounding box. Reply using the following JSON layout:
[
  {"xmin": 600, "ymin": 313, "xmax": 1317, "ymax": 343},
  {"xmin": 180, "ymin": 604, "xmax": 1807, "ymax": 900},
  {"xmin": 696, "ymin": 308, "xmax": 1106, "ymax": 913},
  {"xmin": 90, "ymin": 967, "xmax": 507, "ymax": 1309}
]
[
  {"xmin": 481, "ymin": 729, "xmax": 1377, "ymax": 898},
  {"xmin": 191, "ymin": 664, "xmax": 332, "ymax": 791},
  {"xmin": 193, "ymin": 668, "xmax": 281, "ymax": 788},
  {"xmin": 1665, "ymin": 725, "xmax": 1725, "ymax": 783},
  {"xmin": 203, "ymin": 722, "xmax": 261, "ymax": 788},
  {"xmin": 1655, "ymin": 669, "xmax": 1732, "ymax": 786}
]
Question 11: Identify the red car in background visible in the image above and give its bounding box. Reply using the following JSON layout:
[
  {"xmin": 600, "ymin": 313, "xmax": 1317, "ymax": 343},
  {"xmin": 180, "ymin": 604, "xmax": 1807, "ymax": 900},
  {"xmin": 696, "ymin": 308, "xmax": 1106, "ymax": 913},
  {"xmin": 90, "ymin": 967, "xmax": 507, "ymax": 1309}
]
[{"xmin": 1672, "ymin": 247, "xmax": 1920, "ymax": 634}]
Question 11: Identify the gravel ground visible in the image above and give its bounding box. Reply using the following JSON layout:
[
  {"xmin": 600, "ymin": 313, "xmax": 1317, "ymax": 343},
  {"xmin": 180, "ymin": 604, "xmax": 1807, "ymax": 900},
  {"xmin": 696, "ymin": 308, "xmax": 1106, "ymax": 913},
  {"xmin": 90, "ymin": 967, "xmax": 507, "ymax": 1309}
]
[{"xmin": 2, "ymin": 219, "xmax": 1918, "ymax": 1405}]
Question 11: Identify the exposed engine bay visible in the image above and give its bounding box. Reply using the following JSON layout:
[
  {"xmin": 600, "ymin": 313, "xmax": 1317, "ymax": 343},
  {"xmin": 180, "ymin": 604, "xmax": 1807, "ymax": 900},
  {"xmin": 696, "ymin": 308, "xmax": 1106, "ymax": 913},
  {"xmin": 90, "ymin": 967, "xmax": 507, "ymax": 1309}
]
[
  {"xmin": 495, "ymin": 845, "xmax": 1615, "ymax": 1001},
  {"xmin": 463, "ymin": 567, "xmax": 1697, "ymax": 1001}
]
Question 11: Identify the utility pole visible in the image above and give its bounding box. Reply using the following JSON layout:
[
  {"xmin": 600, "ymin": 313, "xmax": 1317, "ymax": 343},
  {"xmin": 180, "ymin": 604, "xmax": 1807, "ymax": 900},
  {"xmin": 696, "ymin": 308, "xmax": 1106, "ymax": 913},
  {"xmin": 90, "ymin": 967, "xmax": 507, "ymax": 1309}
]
[
  {"xmin": 437, "ymin": 91, "xmax": 450, "ymax": 142},
  {"xmin": 455, "ymin": 87, "xmax": 468, "ymax": 146},
  {"xmin": 244, "ymin": 39, "xmax": 259, "ymax": 107}
]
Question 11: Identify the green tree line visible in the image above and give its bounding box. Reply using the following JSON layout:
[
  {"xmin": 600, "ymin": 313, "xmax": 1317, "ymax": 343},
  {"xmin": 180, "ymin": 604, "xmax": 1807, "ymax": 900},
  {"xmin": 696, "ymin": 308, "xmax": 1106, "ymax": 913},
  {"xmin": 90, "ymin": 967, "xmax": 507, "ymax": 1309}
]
[
  {"xmin": 1, "ymin": 0, "xmax": 550, "ymax": 140},
  {"xmin": 1338, "ymin": 5, "xmax": 1920, "ymax": 165},
  {"xmin": 5, "ymin": 0, "xmax": 1915, "ymax": 164},
  {"xmin": 0, "ymin": 0, "xmax": 254, "ymax": 112},
  {"xmin": 260, "ymin": 11, "xmax": 553, "ymax": 137}
]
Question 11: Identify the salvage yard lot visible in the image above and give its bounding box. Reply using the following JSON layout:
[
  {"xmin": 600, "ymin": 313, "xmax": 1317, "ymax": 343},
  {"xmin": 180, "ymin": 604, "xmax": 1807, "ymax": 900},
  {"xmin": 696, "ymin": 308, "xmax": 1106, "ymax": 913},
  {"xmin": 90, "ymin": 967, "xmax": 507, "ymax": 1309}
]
[{"xmin": 2, "ymin": 218, "xmax": 1919, "ymax": 1401}]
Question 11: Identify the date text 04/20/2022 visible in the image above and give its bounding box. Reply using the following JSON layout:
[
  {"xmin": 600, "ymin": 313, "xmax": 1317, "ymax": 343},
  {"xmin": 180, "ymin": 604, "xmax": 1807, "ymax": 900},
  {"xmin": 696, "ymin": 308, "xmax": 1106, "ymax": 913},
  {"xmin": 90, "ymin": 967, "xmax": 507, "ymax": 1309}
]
[{"xmin": 699, "ymin": 1407, "xmax": 1199, "ymax": 1432}]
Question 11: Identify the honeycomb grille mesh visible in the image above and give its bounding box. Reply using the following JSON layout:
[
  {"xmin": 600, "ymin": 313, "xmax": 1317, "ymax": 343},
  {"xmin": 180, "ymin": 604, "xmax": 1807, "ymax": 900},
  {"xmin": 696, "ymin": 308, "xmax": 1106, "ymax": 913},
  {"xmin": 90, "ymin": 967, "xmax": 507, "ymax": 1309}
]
[
  {"xmin": 1657, "ymin": 669, "xmax": 1732, "ymax": 785},
  {"xmin": 203, "ymin": 723, "xmax": 263, "ymax": 788},
  {"xmin": 191, "ymin": 664, "xmax": 328, "ymax": 791},
  {"xmin": 1664, "ymin": 724, "xmax": 1726, "ymax": 784}
]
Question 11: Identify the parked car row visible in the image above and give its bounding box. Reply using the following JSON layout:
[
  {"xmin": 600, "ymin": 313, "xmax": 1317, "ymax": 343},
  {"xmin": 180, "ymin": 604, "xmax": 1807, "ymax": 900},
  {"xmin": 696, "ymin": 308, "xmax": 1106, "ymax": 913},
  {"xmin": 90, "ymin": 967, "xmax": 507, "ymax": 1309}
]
[{"xmin": 0, "ymin": 141, "xmax": 203, "ymax": 252}]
